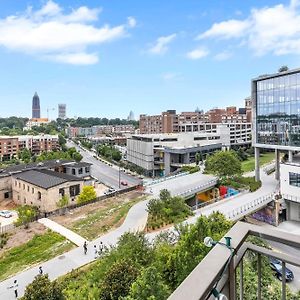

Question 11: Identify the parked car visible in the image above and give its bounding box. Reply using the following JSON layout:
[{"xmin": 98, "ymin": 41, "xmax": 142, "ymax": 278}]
[
  {"xmin": 104, "ymin": 188, "xmax": 116, "ymax": 195},
  {"xmin": 270, "ymin": 257, "xmax": 294, "ymax": 282},
  {"xmin": 121, "ymin": 181, "xmax": 128, "ymax": 186},
  {"xmin": 0, "ymin": 210, "xmax": 13, "ymax": 218}
]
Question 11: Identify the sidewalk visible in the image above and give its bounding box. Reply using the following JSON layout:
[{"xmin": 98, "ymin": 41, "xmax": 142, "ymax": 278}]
[{"xmin": 38, "ymin": 218, "xmax": 86, "ymax": 246}]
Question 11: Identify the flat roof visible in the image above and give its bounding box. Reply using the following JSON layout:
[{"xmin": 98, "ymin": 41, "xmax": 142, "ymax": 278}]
[{"xmin": 252, "ymin": 67, "xmax": 300, "ymax": 82}]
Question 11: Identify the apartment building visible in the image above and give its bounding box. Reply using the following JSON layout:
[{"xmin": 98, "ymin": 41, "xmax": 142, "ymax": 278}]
[
  {"xmin": 139, "ymin": 99, "xmax": 252, "ymax": 134},
  {"xmin": 0, "ymin": 135, "xmax": 59, "ymax": 161},
  {"xmin": 252, "ymin": 67, "xmax": 300, "ymax": 222},
  {"xmin": 127, "ymin": 130, "xmax": 229, "ymax": 177}
]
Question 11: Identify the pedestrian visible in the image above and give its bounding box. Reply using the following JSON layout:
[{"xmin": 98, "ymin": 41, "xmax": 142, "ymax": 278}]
[
  {"xmin": 7, "ymin": 279, "xmax": 18, "ymax": 298},
  {"xmin": 94, "ymin": 245, "xmax": 98, "ymax": 259},
  {"xmin": 39, "ymin": 266, "xmax": 43, "ymax": 275},
  {"xmin": 83, "ymin": 241, "xmax": 87, "ymax": 255},
  {"xmin": 99, "ymin": 241, "xmax": 104, "ymax": 255}
]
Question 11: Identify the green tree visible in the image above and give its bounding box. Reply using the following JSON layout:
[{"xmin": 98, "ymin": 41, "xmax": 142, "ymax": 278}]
[
  {"xmin": 19, "ymin": 148, "xmax": 32, "ymax": 163},
  {"xmin": 72, "ymin": 151, "xmax": 82, "ymax": 162},
  {"xmin": 56, "ymin": 195, "xmax": 69, "ymax": 215},
  {"xmin": 77, "ymin": 186, "xmax": 97, "ymax": 204},
  {"xmin": 15, "ymin": 205, "xmax": 38, "ymax": 229},
  {"xmin": 195, "ymin": 152, "xmax": 202, "ymax": 165},
  {"xmin": 99, "ymin": 260, "xmax": 139, "ymax": 300},
  {"xmin": 21, "ymin": 274, "xmax": 64, "ymax": 300},
  {"xmin": 205, "ymin": 150, "xmax": 242, "ymax": 178},
  {"xmin": 126, "ymin": 266, "xmax": 170, "ymax": 300}
]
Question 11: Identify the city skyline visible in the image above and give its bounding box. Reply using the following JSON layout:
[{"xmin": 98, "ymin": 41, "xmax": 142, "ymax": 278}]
[{"xmin": 0, "ymin": 0, "xmax": 299, "ymax": 118}]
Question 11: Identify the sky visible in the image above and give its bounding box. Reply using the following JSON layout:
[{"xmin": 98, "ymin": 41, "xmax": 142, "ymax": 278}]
[{"xmin": 0, "ymin": 0, "xmax": 300, "ymax": 119}]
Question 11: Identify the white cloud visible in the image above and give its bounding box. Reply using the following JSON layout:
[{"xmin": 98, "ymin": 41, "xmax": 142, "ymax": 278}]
[
  {"xmin": 161, "ymin": 72, "xmax": 182, "ymax": 81},
  {"xmin": 198, "ymin": 19, "xmax": 250, "ymax": 39},
  {"xmin": 214, "ymin": 51, "xmax": 232, "ymax": 61},
  {"xmin": 46, "ymin": 52, "xmax": 99, "ymax": 65},
  {"xmin": 149, "ymin": 34, "xmax": 177, "ymax": 55},
  {"xmin": 198, "ymin": 0, "xmax": 300, "ymax": 56},
  {"xmin": 0, "ymin": 1, "xmax": 134, "ymax": 65},
  {"xmin": 127, "ymin": 17, "xmax": 137, "ymax": 28},
  {"xmin": 186, "ymin": 48, "xmax": 209, "ymax": 59}
]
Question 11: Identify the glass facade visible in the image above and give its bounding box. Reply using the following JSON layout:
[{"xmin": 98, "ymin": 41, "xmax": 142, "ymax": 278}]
[{"xmin": 256, "ymin": 72, "xmax": 300, "ymax": 146}]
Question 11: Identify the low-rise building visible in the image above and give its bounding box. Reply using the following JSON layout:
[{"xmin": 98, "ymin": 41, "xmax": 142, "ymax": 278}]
[
  {"xmin": 24, "ymin": 118, "xmax": 50, "ymax": 130},
  {"xmin": 127, "ymin": 131, "xmax": 229, "ymax": 176},
  {"xmin": 12, "ymin": 169, "xmax": 83, "ymax": 212}
]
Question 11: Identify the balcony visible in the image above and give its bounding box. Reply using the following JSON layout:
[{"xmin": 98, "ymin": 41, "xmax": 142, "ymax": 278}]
[{"xmin": 168, "ymin": 221, "xmax": 300, "ymax": 300}]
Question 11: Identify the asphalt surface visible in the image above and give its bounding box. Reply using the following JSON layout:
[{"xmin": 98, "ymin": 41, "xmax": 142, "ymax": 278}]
[{"xmin": 67, "ymin": 141, "xmax": 141, "ymax": 190}]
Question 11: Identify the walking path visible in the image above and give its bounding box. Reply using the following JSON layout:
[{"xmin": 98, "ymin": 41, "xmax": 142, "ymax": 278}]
[
  {"xmin": 0, "ymin": 170, "xmax": 277, "ymax": 299},
  {"xmin": 38, "ymin": 218, "xmax": 86, "ymax": 246}
]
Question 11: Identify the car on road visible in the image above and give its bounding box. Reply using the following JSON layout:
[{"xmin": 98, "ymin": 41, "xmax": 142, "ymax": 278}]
[
  {"xmin": 104, "ymin": 188, "xmax": 116, "ymax": 195},
  {"xmin": 270, "ymin": 257, "xmax": 294, "ymax": 282},
  {"xmin": 0, "ymin": 210, "xmax": 13, "ymax": 218},
  {"xmin": 121, "ymin": 181, "xmax": 128, "ymax": 186}
]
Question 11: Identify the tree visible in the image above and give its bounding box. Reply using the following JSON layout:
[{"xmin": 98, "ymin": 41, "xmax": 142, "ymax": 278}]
[
  {"xmin": 125, "ymin": 266, "xmax": 170, "ymax": 300},
  {"xmin": 195, "ymin": 152, "xmax": 202, "ymax": 165},
  {"xmin": 205, "ymin": 150, "xmax": 242, "ymax": 178},
  {"xmin": 56, "ymin": 195, "xmax": 69, "ymax": 215},
  {"xmin": 15, "ymin": 205, "xmax": 38, "ymax": 229},
  {"xmin": 72, "ymin": 151, "xmax": 82, "ymax": 162},
  {"xmin": 99, "ymin": 260, "xmax": 139, "ymax": 300},
  {"xmin": 19, "ymin": 148, "xmax": 32, "ymax": 163},
  {"xmin": 77, "ymin": 186, "xmax": 97, "ymax": 204},
  {"xmin": 21, "ymin": 274, "xmax": 64, "ymax": 300}
]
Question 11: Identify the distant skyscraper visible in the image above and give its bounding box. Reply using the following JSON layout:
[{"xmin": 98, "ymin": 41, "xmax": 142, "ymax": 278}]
[
  {"xmin": 32, "ymin": 92, "xmax": 41, "ymax": 119},
  {"xmin": 58, "ymin": 104, "xmax": 66, "ymax": 119},
  {"xmin": 127, "ymin": 110, "xmax": 135, "ymax": 121}
]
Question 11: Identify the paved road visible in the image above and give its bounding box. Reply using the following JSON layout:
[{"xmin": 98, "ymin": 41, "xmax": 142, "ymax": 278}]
[
  {"xmin": 67, "ymin": 141, "xmax": 141, "ymax": 190},
  {"xmin": 261, "ymin": 221, "xmax": 300, "ymax": 293},
  {"xmin": 0, "ymin": 170, "xmax": 278, "ymax": 299}
]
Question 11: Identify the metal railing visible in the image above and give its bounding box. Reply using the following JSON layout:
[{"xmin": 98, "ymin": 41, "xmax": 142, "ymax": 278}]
[
  {"xmin": 174, "ymin": 179, "xmax": 218, "ymax": 198},
  {"xmin": 282, "ymin": 193, "xmax": 300, "ymax": 203},
  {"xmin": 168, "ymin": 222, "xmax": 300, "ymax": 300},
  {"xmin": 226, "ymin": 193, "xmax": 273, "ymax": 221},
  {"xmin": 143, "ymin": 172, "xmax": 190, "ymax": 187}
]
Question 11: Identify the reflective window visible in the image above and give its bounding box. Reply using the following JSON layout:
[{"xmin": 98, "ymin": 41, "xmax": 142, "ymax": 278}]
[{"xmin": 289, "ymin": 172, "xmax": 300, "ymax": 187}]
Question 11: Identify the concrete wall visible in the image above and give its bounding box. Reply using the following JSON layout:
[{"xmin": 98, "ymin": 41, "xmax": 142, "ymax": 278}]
[
  {"xmin": 0, "ymin": 176, "xmax": 12, "ymax": 201},
  {"xmin": 280, "ymin": 163, "xmax": 300, "ymax": 198},
  {"xmin": 65, "ymin": 166, "xmax": 91, "ymax": 178},
  {"xmin": 287, "ymin": 201, "xmax": 300, "ymax": 222},
  {"xmin": 12, "ymin": 178, "xmax": 84, "ymax": 212}
]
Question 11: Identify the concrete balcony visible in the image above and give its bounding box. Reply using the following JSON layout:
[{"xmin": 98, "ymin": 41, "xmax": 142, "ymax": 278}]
[{"xmin": 168, "ymin": 222, "xmax": 300, "ymax": 300}]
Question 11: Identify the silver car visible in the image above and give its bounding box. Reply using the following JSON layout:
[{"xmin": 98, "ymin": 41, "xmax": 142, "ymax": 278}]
[{"xmin": 0, "ymin": 210, "xmax": 13, "ymax": 218}]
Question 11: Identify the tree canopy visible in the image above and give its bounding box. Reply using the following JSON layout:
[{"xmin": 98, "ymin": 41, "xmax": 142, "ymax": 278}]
[
  {"xmin": 77, "ymin": 186, "xmax": 97, "ymax": 204},
  {"xmin": 205, "ymin": 150, "xmax": 242, "ymax": 178}
]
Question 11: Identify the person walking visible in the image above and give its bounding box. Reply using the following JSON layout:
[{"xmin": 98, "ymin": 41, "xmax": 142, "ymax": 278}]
[
  {"xmin": 39, "ymin": 266, "xmax": 43, "ymax": 275},
  {"xmin": 94, "ymin": 245, "xmax": 98, "ymax": 259},
  {"xmin": 99, "ymin": 241, "xmax": 104, "ymax": 255},
  {"xmin": 8, "ymin": 279, "xmax": 18, "ymax": 298},
  {"xmin": 83, "ymin": 241, "xmax": 88, "ymax": 255}
]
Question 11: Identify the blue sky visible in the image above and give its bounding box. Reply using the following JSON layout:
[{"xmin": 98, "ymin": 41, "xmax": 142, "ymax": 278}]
[{"xmin": 0, "ymin": 0, "xmax": 299, "ymax": 119}]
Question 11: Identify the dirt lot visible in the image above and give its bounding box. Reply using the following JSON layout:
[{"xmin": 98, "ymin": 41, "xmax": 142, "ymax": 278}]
[
  {"xmin": 50, "ymin": 190, "xmax": 146, "ymax": 240},
  {"xmin": 0, "ymin": 222, "xmax": 47, "ymax": 255}
]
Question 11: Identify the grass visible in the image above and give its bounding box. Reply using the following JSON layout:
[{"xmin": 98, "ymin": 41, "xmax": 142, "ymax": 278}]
[
  {"xmin": 241, "ymin": 152, "xmax": 275, "ymax": 173},
  {"xmin": 70, "ymin": 196, "xmax": 146, "ymax": 240},
  {"xmin": 0, "ymin": 230, "xmax": 73, "ymax": 281}
]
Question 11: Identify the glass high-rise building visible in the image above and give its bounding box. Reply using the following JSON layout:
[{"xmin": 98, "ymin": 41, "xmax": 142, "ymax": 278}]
[
  {"xmin": 32, "ymin": 92, "xmax": 41, "ymax": 119},
  {"xmin": 252, "ymin": 69, "xmax": 300, "ymax": 148}
]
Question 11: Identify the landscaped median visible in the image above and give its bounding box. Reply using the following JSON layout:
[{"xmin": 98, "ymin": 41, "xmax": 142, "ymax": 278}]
[{"xmin": 0, "ymin": 229, "xmax": 73, "ymax": 281}]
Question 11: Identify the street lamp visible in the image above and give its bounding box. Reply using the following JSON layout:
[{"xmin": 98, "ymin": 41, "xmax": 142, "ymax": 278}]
[
  {"xmin": 118, "ymin": 165, "xmax": 121, "ymax": 189},
  {"xmin": 204, "ymin": 236, "xmax": 234, "ymax": 300}
]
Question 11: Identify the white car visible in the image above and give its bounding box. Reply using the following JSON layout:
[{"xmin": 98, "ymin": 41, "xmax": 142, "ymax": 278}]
[{"xmin": 0, "ymin": 210, "xmax": 13, "ymax": 218}]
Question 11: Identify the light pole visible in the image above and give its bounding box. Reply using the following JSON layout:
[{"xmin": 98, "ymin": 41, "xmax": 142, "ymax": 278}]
[{"xmin": 118, "ymin": 165, "xmax": 121, "ymax": 189}]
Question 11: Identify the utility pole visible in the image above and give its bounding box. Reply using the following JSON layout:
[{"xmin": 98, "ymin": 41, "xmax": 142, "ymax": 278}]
[{"xmin": 118, "ymin": 165, "xmax": 121, "ymax": 189}]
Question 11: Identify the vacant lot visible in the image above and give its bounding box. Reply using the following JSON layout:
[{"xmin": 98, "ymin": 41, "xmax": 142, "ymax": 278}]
[
  {"xmin": 51, "ymin": 190, "xmax": 146, "ymax": 240},
  {"xmin": 0, "ymin": 228, "xmax": 73, "ymax": 281},
  {"xmin": 242, "ymin": 152, "xmax": 275, "ymax": 173}
]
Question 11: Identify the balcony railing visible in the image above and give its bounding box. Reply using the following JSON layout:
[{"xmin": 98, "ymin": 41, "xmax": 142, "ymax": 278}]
[{"xmin": 168, "ymin": 221, "xmax": 300, "ymax": 300}]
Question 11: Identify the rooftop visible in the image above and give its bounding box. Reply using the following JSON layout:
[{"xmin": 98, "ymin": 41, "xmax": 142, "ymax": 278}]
[{"xmin": 13, "ymin": 169, "xmax": 81, "ymax": 189}]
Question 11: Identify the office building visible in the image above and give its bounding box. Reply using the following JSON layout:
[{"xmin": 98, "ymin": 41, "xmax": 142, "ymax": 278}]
[
  {"xmin": 58, "ymin": 104, "xmax": 66, "ymax": 119},
  {"xmin": 127, "ymin": 110, "xmax": 135, "ymax": 121},
  {"xmin": 32, "ymin": 92, "xmax": 41, "ymax": 119},
  {"xmin": 252, "ymin": 67, "xmax": 300, "ymax": 221},
  {"xmin": 127, "ymin": 129, "xmax": 229, "ymax": 177}
]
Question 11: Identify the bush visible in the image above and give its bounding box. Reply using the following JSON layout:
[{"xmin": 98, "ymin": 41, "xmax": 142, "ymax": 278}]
[
  {"xmin": 219, "ymin": 176, "xmax": 262, "ymax": 193},
  {"xmin": 181, "ymin": 165, "xmax": 200, "ymax": 174},
  {"xmin": 77, "ymin": 186, "xmax": 97, "ymax": 204}
]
